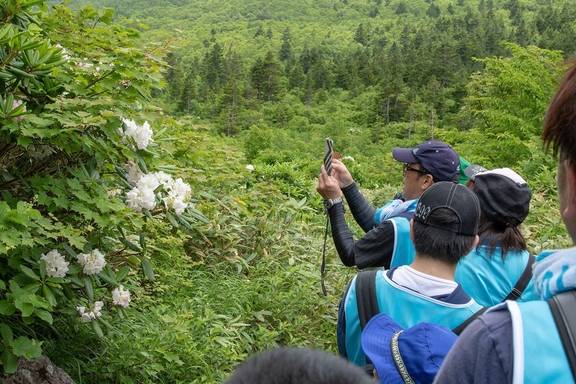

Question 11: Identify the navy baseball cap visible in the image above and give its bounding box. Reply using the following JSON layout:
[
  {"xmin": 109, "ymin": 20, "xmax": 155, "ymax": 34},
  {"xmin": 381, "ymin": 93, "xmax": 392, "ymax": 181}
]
[
  {"xmin": 361, "ymin": 313, "xmax": 457, "ymax": 384},
  {"xmin": 393, "ymin": 141, "xmax": 460, "ymax": 182},
  {"xmin": 414, "ymin": 181, "xmax": 481, "ymax": 236}
]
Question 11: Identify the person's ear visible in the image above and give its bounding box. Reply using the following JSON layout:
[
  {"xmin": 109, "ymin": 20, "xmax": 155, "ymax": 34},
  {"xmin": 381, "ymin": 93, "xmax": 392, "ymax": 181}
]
[
  {"xmin": 473, "ymin": 234, "xmax": 480, "ymax": 248},
  {"xmin": 562, "ymin": 160, "xmax": 576, "ymax": 222},
  {"xmin": 421, "ymin": 174, "xmax": 434, "ymax": 191},
  {"xmin": 409, "ymin": 219, "xmax": 415, "ymax": 242},
  {"xmin": 468, "ymin": 234, "xmax": 480, "ymax": 253}
]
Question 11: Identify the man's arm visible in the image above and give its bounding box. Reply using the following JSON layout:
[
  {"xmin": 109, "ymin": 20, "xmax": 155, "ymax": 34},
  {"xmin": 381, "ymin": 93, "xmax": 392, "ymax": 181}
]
[
  {"xmin": 328, "ymin": 203, "xmax": 395, "ymax": 268},
  {"xmin": 434, "ymin": 310, "xmax": 513, "ymax": 384},
  {"xmin": 341, "ymin": 182, "xmax": 376, "ymax": 232}
]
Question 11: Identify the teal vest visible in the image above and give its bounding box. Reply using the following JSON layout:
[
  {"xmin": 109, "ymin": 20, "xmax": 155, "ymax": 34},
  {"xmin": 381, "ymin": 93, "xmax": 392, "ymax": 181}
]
[
  {"xmin": 456, "ymin": 246, "xmax": 538, "ymax": 307},
  {"xmin": 343, "ymin": 270, "xmax": 481, "ymax": 366},
  {"xmin": 388, "ymin": 216, "xmax": 416, "ymax": 269},
  {"xmin": 508, "ymin": 300, "xmax": 574, "ymax": 384}
]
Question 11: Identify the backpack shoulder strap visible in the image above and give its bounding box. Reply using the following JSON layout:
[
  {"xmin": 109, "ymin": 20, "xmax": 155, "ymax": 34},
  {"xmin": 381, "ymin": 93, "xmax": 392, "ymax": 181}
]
[
  {"xmin": 452, "ymin": 307, "xmax": 488, "ymax": 335},
  {"xmin": 548, "ymin": 290, "xmax": 576, "ymax": 379},
  {"xmin": 503, "ymin": 254, "xmax": 536, "ymax": 301},
  {"xmin": 355, "ymin": 269, "xmax": 379, "ymax": 330}
]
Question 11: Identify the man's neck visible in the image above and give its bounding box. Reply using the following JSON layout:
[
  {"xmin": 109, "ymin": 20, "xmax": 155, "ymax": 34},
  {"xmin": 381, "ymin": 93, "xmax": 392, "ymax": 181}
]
[{"xmin": 410, "ymin": 254, "xmax": 456, "ymax": 281}]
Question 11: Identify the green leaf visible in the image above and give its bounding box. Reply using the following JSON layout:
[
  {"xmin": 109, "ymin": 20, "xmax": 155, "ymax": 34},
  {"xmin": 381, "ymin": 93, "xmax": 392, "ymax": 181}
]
[
  {"xmin": 92, "ymin": 321, "xmax": 104, "ymax": 338},
  {"xmin": 141, "ymin": 258, "xmax": 155, "ymax": 281},
  {"xmin": 63, "ymin": 244, "xmax": 78, "ymax": 258},
  {"xmin": 34, "ymin": 309, "xmax": 53, "ymax": 325},
  {"xmin": 166, "ymin": 212, "xmax": 180, "ymax": 229},
  {"xmin": 98, "ymin": 267, "xmax": 117, "ymax": 285},
  {"xmin": 0, "ymin": 300, "xmax": 16, "ymax": 316},
  {"xmin": 14, "ymin": 301, "xmax": 34, "ymax": 317},
  {"xmin": 12, "ymin": 336, "xmax": 42, "ymax": 359},
  {"xmin": 116, "ymin": 266, "xmax": 130, "ymax": 282},
  {"xmin": 20, "ymin": 265, "xmax": 40, "ymax": 281},
  {"xmin": 84, "ymin": 277, "xmax": 94, "ymax": 301},
  {"xmin": 42, "ymin": 285, "xmax": 57, "ymax": 307},
  {"xmin": 1, "ymin": 350, "xmax": 18, "ymax": 374},
  {"xmin": 0, "ymin": 323, "xmax": 14, "ymax": 346}
]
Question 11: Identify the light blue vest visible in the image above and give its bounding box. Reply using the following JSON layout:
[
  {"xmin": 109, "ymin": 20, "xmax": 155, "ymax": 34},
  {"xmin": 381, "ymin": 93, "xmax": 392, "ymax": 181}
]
[
  {"xmin": 456, "ymin": 246, "xmax": 538, "ymax": 307},
  {"xmin": 388, "ymin": 216, "xmax": 416, "ymax": 268},
  {"xmin": 373, "ymin": 199, "xmax": 417, "ymax": 269},
  {"xmin": 343, "ymin": 270, "xmax": 481, "ymax": 366},
  {"xmin": 507, "ymin": 300, "xmax": 574, "ymax": 384}
]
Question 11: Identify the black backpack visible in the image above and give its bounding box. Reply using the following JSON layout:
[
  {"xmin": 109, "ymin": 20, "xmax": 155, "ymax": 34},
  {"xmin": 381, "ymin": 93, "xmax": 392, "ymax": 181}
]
[{"xmin": 548, "ymin": 290, "xmax": 576, "ymax": 379}]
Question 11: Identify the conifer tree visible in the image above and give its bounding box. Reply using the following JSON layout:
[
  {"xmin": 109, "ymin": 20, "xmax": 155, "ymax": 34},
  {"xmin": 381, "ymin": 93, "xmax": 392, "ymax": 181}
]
[{"xmin": 279, "ymin": 28, "xmax": 293, "ymax": 62}]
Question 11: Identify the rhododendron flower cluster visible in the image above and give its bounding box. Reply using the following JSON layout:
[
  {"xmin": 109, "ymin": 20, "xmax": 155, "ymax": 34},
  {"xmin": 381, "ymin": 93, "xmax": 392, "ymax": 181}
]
[
  {"xmin": 77, "ymin": 301, "xmax": 104, "ymax": 322},
  {"xmin": 112, "ymin": 285, "xmax": 131, "ymax": 308},
  {"xmin": 120, "ymin": 118, "xmax": 153, "ymax": 150},
  {"xmin": 125, "ymin": 170, "xmax": 192, "ymax": 214},
  {"xmin": 76, "ymin": 249, "xmax": 106, "ymax": 275},
  {"xmin": 40, "ymin": 250, "xmax": 69, "ymax": 278}
]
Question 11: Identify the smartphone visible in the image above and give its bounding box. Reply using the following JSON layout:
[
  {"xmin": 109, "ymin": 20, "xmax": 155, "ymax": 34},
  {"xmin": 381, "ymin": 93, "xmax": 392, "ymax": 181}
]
[{"xmin": 324, "ymin": 138, "xmax": 334, "ymax": 175}]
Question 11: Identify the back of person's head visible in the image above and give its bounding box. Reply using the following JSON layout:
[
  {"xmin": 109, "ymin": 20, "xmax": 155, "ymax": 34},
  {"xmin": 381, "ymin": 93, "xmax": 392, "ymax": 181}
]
[
  {"xmin": 225, "ymin": 347, "xmax": 372, "ymax": 384},
  {"xmin": 470, "ymin": 168, "xmax": 531, "ymax": 257},
  {"xmin": 543, "ymin": 62, "xmax": 576, "ymax": 242},
  {"xmin": 412, "ymin": 182, "xmax": 480, "ymax": 264}
]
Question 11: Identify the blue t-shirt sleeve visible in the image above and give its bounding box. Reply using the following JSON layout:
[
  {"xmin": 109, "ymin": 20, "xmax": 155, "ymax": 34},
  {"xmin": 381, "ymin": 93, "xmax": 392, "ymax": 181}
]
[{"xmin": 434, "ymin": 310, "xmax": 513, "ymax": 384}]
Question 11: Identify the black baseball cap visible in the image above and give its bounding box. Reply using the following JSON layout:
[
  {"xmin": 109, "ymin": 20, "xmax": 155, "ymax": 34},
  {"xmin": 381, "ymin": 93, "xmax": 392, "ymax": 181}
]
[
  {"xmin": 392, "ymin": 141, "xmax": 460, "ymax": 182},
  {"xmin": 472, "ymin": 168, "xmax": 531, "ymax": 227},
  {"xmin": 414, "ymin": 182, "xmax": 480, "ymax": 236}
]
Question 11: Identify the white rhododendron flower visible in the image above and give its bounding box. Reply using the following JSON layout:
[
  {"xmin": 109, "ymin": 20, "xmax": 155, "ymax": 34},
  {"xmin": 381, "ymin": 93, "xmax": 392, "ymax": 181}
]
[
  {"xmin": 77, "ymin": 301, "xmax": 104, "ymax": 322},
  {"xmin": 112, "ymin": 285, "xmax": 131, "ymax": 308},
  {"xmin": 76, "ymin": 249, "xmax": 106, "ymax": 275},
  {"xmin": 163, "ymin": 177, "xmax": 191, "ymax": 214},
  {"xmin": 172, "ymin": 199, "xmax": 188, "ymax": 215},
  {"xmin": 154, "ymin": 171, "xmax": 173, "ymax": 186},
  {"xmin": 125, "ymin": 171, "xmax": 192, "ymax": 214},
  {"xmin": 40, "ymin": 250, "xmax": 69, "ymax": 278},
  {"xmin": 120, "ymin": 118, "xmax": 153, "ymax": 150},
  {"xmin": 246, "ymin": 164, "xmax": 255, "ymax": 172},
  {"xmin": 137, "ymin": 173, "xmax": 161, "ymax": 192},
  {"xmin": 126, "ymin": 187, "xmax": 156, "ymax": 211}
]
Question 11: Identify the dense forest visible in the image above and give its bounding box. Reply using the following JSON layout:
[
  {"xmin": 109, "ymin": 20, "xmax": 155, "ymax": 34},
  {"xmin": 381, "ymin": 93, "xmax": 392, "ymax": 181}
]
[
  {"xmin": 1, "ymin": 0, "xmax": 574, "ymax": 382},
  {"xmin": 65, "ymin": 0, "xmax": 576, "ymax": 183}
]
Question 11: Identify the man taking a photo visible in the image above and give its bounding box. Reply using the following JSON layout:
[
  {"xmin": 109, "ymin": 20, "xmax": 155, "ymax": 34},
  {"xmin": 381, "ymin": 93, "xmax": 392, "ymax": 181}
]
[{"xmin": 317, "ymin": 140, "xmax": 460, "ymax": 269}]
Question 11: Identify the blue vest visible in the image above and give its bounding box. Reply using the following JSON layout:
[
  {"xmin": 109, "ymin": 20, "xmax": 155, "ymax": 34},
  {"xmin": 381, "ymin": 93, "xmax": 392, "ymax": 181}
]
[
  {"xmin": 388, "ymin": 216, "xmax": 416, "ymax": 269},
  {"xmin": 373, "ymin": 199, "xmax": 417, "ymax": 269},
  {"xmin": 342, "ymin": 270, "xmax": 481, "ymax": 366},
  {"xmin": 507, "ymin": 300, "xmax": 574, "ymax": 384},
  {"xmin": 456, "ymin": 246, "xmax": 538, "ymax": 307}
]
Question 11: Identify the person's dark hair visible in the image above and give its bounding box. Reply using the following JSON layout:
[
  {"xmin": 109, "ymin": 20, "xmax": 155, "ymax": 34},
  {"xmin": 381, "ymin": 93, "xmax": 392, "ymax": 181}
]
[
  {"xmin": 225, "ymin": 347, "xmax": 372, "ymax": 384},
  {"xmin": 413, "ymin": 208, "xmax": 476, "ymax": 265},
  {"xmin": 543, "ymin": 61, "xmax": 576, "ymax": 166},
  {"xmin": 477, "ymin": 212, "xmax": 527, "ymax": 258}
]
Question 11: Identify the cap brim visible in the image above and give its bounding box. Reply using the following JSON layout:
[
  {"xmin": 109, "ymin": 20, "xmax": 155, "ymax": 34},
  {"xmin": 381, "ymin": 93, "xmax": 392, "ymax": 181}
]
[
  {"xmin": 361, "ymin": 314, "xmax": 404, "ymax": 383},
  {"xmin": 392, "ymin": 148, "xmax": 417, "ymax": 164}
]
